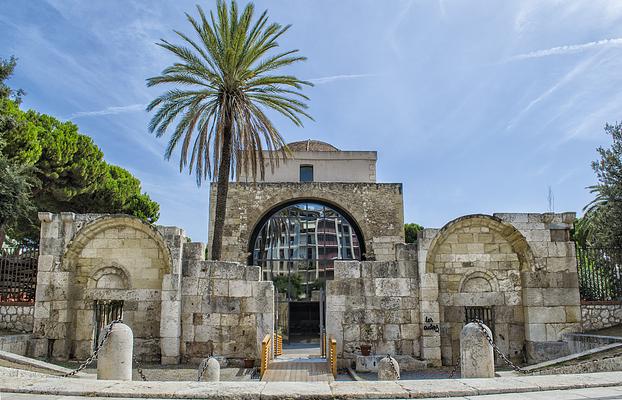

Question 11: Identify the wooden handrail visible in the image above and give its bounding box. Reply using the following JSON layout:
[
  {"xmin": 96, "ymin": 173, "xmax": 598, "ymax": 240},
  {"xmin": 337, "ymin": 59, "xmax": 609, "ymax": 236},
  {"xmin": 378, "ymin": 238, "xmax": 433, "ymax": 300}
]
[
  {"xmin": 328, "ymin": 337, "xmax": 337, "ymax": 377},
  {"xmin": 260, "ymin": 334, "xmax": 271, "ymax": 379},
  {"xmin": 273, "ymin": 333, "xmax": 283, "ymax": 356}
]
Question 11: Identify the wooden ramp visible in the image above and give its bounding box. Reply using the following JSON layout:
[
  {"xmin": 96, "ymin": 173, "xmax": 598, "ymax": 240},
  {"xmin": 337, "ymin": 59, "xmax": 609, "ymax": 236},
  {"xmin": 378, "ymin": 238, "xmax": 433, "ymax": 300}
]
[{"xmin": 261, "ymin": 345, "xmax": 334, "ymax": 382}]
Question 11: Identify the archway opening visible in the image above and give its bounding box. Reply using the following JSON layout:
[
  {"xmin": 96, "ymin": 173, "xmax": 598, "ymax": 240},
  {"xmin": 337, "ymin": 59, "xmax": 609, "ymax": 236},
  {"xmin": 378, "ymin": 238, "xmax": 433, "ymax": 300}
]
[{"xmin": 249, "ymin": 200, "xmax": 364, "ymax": 344}]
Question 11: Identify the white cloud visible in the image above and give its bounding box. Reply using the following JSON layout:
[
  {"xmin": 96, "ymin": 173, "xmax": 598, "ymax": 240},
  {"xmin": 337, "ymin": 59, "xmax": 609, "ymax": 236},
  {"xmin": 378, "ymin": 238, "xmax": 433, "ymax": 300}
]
[
  {"xmin": 510, "ymin": 37, "xmax": 622, "ymax": 60},
  {"xmin": 307, "ymin": 74, "xmax": 378, "ymax": 84},
  {"xmin": 69, "ymin": 103, "xmax": 146, "ymax": 119}
]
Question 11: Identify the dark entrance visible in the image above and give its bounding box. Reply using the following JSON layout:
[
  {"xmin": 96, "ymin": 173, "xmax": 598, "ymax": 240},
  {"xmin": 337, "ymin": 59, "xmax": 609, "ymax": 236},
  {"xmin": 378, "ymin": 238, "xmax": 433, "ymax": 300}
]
[
  {"xmin": 250, "ymin": 200, "xmax": 364, "ymax": 343},
  {"xmin": 92, "ymin": 300, "xmax": 124, "ymax": 350}
]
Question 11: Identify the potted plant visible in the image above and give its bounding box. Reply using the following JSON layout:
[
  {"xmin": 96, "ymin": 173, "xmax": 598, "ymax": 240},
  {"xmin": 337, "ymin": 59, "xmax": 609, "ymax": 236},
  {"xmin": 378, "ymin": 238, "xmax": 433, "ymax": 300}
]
[
  {"xmin": 243, "ymin": 355, "xmax": 255, "ymax": 368},
  {"xmin": 360, "ymin": 344, "xmax": 372, "ymax": 356}
]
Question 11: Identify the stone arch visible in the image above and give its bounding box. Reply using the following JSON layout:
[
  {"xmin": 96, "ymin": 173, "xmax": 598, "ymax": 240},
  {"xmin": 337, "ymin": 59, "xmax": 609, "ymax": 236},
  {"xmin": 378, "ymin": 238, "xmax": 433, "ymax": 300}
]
[
  {"xmin": 64, "ymin": 214, "xmax": 172, "ymax": 274},
  {"xmin": 425, "ymin": 214, "xmax": 535, "ymax": 273},
  {"xmin": 246, "ymin": 197, "xmax": 367, "ymax": 265},
  {"xmin": 61, "ymin": 215, "xmax": 171, "ymax": 361},
  {"xmin": 425, "ymin": 214, "xmax": 531, "ymax": 366},
  {"xmin": 88, "ymin": 264, "xmax": 130, "ymax": 290},
  {"xmin": 459, "ymin": 270, "xmax": 499, "ymax": 293}
]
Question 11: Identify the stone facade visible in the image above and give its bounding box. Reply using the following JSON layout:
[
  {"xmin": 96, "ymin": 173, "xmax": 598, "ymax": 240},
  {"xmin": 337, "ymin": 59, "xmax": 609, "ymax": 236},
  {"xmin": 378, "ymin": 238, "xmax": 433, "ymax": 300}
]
[
  {"xmin": 418, "ymin": 213, "xmax": 581, "ymax": 365},
  {"xmin": 326, "ymin": 213, "xmax": 583, "ymax": 368},
  {"xmin": 581, "ymin": 303, "xmax": 622, "ymax": 331},
  {"xmin": 32, "ymin": 213, "xmax": 274, "ymax": 365},
  {"xmin": 0, "ymin": 305, "xmax": 33, "ymax": 333},
  {"xmin": 180, "ymin": 247, "xmax": 274, "ymax": 365},
  {"xmin": 326, "ymin": 247, "xmax": 420, "ymax": 368},
  {"xmin": 208, "ymin": 182, "xmax": 404, "ymax": 263}
]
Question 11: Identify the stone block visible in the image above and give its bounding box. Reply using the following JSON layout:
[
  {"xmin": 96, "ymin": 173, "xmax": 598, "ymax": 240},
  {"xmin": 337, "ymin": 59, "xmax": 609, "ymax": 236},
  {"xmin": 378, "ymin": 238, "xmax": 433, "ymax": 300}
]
[
  {"xmin": 525, "ymin": 323, "xmax": 546, "ymax": 342},
  {"xmin": 374, "ymin": 278, "xmax": 410, "ymax": 297},
  {"xmin": 334, "ymin": 261, "xmax": 361, "ymax": 279},
  {"xmin": 525, "ymin": 306, "xmax": 566, "ymax": 323},
  {"xmin": 228, "ymin": 280, "xmax": 251, "ymax": 297},
  {"xmin": 543, "ymin": 288, "xmax": 580, "ymax": 306}
]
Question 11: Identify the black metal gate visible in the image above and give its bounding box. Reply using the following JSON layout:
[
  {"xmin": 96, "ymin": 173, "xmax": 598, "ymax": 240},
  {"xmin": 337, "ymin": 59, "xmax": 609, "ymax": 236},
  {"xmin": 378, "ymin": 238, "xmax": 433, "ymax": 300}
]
[
  {"xmin": 93, "ymin": 300, "xmax": 124, "ymax": 350},
  {"xmin": 464, "ymin": 306, "xmax": 495, "ymax": 335}
]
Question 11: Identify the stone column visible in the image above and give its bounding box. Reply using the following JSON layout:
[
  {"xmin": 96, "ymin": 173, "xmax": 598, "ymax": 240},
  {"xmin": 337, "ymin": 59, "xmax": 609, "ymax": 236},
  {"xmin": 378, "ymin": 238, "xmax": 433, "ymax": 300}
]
[
  {"xmin": 158, "ymin": 227, "xmax": 185, "ymax": 365},
  {"xmin": 460, "ymin": 322, "xmax": 494, "ymax": 378},
  {"xmin": 97, "ymin": 322, "xmax": 133, "ymax": 381},
  {"xmin": 419, "ymin": 273, "xmax": 441, "ymax": 367}
]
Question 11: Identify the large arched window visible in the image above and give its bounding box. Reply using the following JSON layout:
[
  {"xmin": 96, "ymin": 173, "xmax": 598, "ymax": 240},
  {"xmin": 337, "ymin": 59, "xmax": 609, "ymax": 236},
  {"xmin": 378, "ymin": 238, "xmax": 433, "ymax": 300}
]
[{"xmin": 250, "ymin": 201, "xmax": 363, "ymax": 298}]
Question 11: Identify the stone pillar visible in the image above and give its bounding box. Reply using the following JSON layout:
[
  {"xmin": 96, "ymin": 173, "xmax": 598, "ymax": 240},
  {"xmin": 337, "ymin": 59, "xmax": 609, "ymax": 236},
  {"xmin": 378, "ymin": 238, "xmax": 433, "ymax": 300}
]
[
  {"xmin": 460, "ymin": 322, "xmax": 494, "ymax": 378},
  {"xmin": 419, "ymin": 273, "xmax": 441, "ymax": 367},
  {"xmin": 158, "ymin": 227, "xmax": 185, "ymax": 365},
  {"xmin": 97, "ymin": 322, "xmax": 133, "ymax": 381},
  {"xmin": 378, "ymin": 355, "xmax": 400, "ymax": 380},
  {"xmin": 200, "ymin": 357, "xmax": 220, "ymax": 382}
]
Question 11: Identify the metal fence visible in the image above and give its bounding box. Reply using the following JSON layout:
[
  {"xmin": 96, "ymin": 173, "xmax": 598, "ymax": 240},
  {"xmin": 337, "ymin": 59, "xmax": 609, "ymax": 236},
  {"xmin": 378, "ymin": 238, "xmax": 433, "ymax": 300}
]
[
  {"xmin": 0, "ymin": 245, "xmax": 38, "ymax": 304},
  {"xmin": 577, "ymin": 247, "xmax": 622, "ymax": 302}
]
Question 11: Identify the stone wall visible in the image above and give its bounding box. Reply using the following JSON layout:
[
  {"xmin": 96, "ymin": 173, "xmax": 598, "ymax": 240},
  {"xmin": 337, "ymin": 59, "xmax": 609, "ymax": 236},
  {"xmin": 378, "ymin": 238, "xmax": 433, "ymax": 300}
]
[
  {"xmin": 180, "ymin": 257, "xmax": 274, "ymax": 365},
  {"xmin": 0, "ymin": 305, "xmax": 33, "ymax": 333},
  {"xmin": 32, "ymin": 213, "xmax": 184, "ymax": 363},
  {"xmin": 208, "ymin": 182, "xmax": 404, "ymax": 263},
  {"xmin": 326, "ymin": 245, "xmax": 420, "ymax": 368},
  {"xmin": 419, "ymin": 213, "xmax": 582, "ymax": 365},
  {"xmin": 581, "ymin": 303, "xmax": 622, "ymax": 331}
]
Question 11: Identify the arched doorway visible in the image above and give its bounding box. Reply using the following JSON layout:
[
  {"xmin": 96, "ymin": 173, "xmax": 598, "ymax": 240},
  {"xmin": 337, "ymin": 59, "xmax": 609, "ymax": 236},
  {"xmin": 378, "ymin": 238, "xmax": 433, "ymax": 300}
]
[{"xmin": 249, "ymin": 200, "xmax": 364, "ymax": 343}]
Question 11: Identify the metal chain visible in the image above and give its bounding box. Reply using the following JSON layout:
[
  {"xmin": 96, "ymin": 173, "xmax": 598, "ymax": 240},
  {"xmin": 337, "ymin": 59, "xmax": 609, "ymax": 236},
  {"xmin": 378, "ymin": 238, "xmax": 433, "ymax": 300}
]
[
  {"xmin": 448, "ymin": 355, "xmax": 460, "ymax": 378},
  {"xmin": 133, "ymin": 354, "xmax": 148, "ymax": 381},
  {"xmin": 470, "ymin": 319, "xmax": 528, "ymax": 374},
  {"xmin": 197, "ymin": 358, "xmax": 210, "ymax": 382},
  {"xmin": 62, "ymin": 319, "xmax": 123, "ymax": 378},
  {"xmin": 385, "ymin": 354, "xmax": 400, "ymax": 380}
]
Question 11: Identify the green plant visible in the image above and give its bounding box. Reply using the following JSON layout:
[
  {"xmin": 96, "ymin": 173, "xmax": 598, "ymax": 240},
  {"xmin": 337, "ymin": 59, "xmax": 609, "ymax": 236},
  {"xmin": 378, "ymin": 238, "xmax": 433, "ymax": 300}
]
[{"xmin": 146, "ymin": 0, "xmax": 312, "ymax": 260}]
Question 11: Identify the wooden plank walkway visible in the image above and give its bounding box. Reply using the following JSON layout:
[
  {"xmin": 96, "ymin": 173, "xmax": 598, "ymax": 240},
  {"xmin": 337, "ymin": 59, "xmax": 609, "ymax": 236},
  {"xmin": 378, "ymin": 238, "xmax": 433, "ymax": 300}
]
[
  {"xmin": 261, "ymin": 345, "xmax": 334, "ymax": 382},
  {"xmin": 261, "ymin": 359, "xmax": 334, "ymax": 382}
]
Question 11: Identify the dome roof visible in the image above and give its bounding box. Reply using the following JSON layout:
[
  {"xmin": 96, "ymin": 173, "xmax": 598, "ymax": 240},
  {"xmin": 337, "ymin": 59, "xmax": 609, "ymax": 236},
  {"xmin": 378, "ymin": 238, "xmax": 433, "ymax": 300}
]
[{"xmin": 286, "ymin": 139, "xmax": 339, "ymax": 152}]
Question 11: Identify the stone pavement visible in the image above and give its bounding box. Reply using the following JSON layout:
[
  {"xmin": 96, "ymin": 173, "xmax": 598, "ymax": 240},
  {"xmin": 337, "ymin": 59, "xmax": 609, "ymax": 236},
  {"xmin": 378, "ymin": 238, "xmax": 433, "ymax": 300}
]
[
  {"xmin": 0, "ymin": 371, "xmax": 621, "ymax": 399},
  {"xmin": 2, "ymin": 386, "xmax": 622, "ymax": 399},
  {"xmin": 262, "ymin": 344, "xmax": 334, "ymax": 382}
]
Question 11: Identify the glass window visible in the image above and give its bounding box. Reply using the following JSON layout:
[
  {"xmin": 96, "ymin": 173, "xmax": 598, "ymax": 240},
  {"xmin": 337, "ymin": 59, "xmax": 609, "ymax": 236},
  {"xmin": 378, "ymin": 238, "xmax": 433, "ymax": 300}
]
[
  {"xmin": 300, "ymin": 165, "xmax": 314, "ymax": 182},
  {"xmin": 251, "ymin": 201, "xmax": 363, "ymax": 299}
]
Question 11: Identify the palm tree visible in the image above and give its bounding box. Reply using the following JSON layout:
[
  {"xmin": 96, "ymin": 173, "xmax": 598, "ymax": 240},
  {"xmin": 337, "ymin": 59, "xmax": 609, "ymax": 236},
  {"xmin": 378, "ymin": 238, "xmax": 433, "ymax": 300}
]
[{"xmin": 147, "ymin": 1, "xmax": 312, "ymax": 260}]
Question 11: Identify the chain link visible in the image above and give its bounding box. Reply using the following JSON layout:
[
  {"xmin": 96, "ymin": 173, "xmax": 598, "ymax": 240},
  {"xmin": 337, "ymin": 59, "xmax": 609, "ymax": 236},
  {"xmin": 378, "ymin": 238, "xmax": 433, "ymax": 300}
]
[
  {"xmin": 62, "ymin": 319, "xmax": 123, "ymax": 378},
  {"xmin": 448, "ymin": 355, "xmax": 460, "ymax": 378},
  {"xmin": 469, "ymin": 319, "xmax": 528, "ymax": 375},
  {"xmin": 197, "ymin": 358, "xmax": 210, "ymax": 382},
  {"xmin": 133, "ymin": 354, "xmax": 148, "ymax": 381},
  {"xmin": 385, "ymin": 354, "xmax": 400, "ymax": 380}
]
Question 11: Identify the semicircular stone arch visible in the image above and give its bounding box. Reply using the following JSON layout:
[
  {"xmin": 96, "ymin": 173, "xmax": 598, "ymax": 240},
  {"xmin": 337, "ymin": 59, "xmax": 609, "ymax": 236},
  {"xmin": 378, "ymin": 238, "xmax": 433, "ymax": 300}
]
[
  {"xmin": 62, "ymin": 215, "xmax": 172, "ymax": 361},
  {"xmin": 247, "ymin": 196, "xmax": 367, "ymax": 264},
  {"xmin": 425, "ymin": 214, "xmax": 534, "ymax": 367}
]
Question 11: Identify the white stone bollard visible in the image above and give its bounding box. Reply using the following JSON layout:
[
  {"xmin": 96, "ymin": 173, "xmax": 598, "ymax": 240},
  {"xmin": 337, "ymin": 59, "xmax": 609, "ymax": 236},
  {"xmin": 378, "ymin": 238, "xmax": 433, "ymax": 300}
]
[
  {"xmin": 378, "ymin": 355, "xmax": 400, "ymax": 380},
  {"xmin": 199, "ymin": 357, "xmax": 221, "ymax": 382},
  {"xmin": 97, "ymin": 322, "xmax": 133, "ymax": 381},
  {"xmin": 460, "ymin": 322, "xmax": 494, "ymax": 378}
]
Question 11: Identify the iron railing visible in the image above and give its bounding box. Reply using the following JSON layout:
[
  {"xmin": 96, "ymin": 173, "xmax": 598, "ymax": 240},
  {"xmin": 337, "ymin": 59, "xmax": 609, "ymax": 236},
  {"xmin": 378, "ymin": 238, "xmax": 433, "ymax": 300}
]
[
  {"xmin": 0, "ymin": 245, "xmax": 38, "ymax": 304},
  {"xmin": 577, "ymin": 247, "xmax": 622, "ymax": 302}
]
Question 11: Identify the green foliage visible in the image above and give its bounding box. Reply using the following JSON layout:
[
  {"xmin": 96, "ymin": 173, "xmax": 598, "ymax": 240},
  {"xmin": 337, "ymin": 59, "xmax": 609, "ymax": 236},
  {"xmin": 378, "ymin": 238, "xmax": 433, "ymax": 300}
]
[
  {"xmin": 147, "ymin": 1, "xmax": 311, "ymax": 259},
  {"xmin": 582, "ymin": 122, "xmax": 622, "ymax": 248},
  {"xmin": 404, "ymin": 223, "xmax": 423, "ymax": 243},
  {"xmin": 0, "ymin": 56, "xmax": 160, "ymax": 243},
  {"xmin": 0, "ymin": 56, "xmax": 24, "ymax": 103},
  {"xmin": 0, "ymin": 132, "xmax": 34, "ymax": 245},
  {"xmin": 273, "ymin": 273, "xmax": 303, "ymax": 299}
]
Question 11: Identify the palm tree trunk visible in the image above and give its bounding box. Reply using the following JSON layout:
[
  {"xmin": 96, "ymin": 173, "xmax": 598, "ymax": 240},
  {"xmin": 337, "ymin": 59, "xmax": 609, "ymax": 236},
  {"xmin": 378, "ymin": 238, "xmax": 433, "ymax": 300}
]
[{"xmin": 210, "ymin": 112, "xmax": 233, "ymax": 261}]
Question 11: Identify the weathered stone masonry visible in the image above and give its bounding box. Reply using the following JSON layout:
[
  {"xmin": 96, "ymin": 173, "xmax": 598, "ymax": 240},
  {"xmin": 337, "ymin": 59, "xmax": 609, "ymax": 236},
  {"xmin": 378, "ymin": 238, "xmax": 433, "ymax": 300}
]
[
  {"xmin": 32, "ymin": 213, "xmax": 273, "ymax": 364},
  {"xmin": 208, "ymin": 182, "xmax": 405, "ymax": 263},
  {"xmin": 0, "ymin": 304, "xmax": 33, "ymax": 333}
]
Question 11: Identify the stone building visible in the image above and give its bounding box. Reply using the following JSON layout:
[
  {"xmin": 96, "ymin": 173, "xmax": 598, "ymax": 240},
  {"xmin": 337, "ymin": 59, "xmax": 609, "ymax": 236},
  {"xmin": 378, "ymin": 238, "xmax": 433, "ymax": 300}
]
[{"xmin": 24, "ymin": 139, "xmax": 594, "ymax": 368}]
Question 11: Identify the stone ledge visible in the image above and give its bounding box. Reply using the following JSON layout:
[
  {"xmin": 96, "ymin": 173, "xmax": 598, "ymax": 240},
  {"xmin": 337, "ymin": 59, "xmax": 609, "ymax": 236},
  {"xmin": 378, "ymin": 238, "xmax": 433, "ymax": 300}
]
[{"xmin": 1, "ymin": 371, "xmax": 622, "ymax": 398}]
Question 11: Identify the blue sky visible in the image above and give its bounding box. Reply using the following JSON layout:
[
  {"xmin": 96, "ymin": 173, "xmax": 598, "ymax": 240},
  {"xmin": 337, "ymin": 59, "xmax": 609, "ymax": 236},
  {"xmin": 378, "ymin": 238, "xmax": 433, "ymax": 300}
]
[{"xmin": 2, "ymin": 1, "xmax": 622, "ymax": 242}]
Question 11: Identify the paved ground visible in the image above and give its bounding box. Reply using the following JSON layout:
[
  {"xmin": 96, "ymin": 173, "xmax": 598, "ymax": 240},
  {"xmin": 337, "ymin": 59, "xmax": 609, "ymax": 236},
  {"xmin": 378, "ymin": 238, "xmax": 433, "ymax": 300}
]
[
  {"xmin": 1, "ymin": 386, "xmax": 622, "ymax": 399},
  {"xmin": 262, "ymin": 344, "xmax": 334, "ymax": 382}
]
